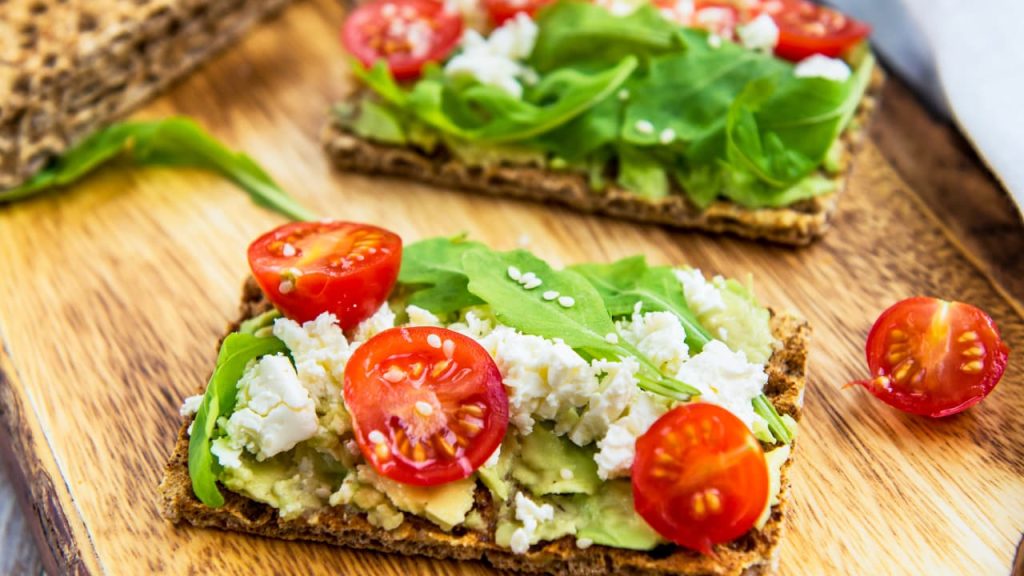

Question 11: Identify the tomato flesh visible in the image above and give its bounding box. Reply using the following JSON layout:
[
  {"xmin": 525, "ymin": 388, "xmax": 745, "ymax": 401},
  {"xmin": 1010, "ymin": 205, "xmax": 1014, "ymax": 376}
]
[
  {"xmin": 344, "ymin": 327, "xmax": 508, "ymax": 486},
  {"xmin": 247, "ymin": 221, "xmax": 402, "ymax": 329},
  {"xmin": 760, "ymin": 0, "xmax": 870, "ymax": 61},
  {"xmin": 633, "ymin": 403, "xmax": 769, "ymax": 555},
  {"xmin": 484, "ymin": 0, "xmax": 553, "ymax": 25},
  {"xmin": 342, "ymin": 0, "xmax": 464, "ymax": 80},
  {"xmin": 854, "ymin": 297, "xmax": 1009, "ymax": 418}
]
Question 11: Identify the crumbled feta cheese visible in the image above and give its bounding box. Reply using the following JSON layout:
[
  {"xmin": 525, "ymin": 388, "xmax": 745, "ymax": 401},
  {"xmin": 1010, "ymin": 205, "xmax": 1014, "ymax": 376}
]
[
  {"xmin": 594, "ymin": 392, "xmax": 669, "ymax": 479},
  {"xmin": 674, "ymin": 268, "xmax": 726, "ymax": 315},
  {"xmin": 353, "ymin": 303, "xmax": 396, "ymax": 343},
  {"xmin": 794, "ymin": 54, "xmax": 852, "ymax": 82},
  {"xmin": 568, "ymin": 358, "xmax": 639, "ymax": 446},
  {"xmin": 405, "ymin": 305, "xmax": 442, "ymax": 327},
  {"xmin": 737, "ymin": 13, "xmax": 779, "ymax": 52},
  {"xmin": 179, "ymin": 394, "xmax": 203, "ymax": 418},
  {"xmin": 447, "ymin": 309, "xmax": 495, "ymax": 340},
  {"xmin": 272, "ymin": 313, "xmax": 352, "ymax": 411},
  {"xmin": 675, "ymin": 340, "xmax": 768, "ymax": 432},
  {"xmin": 616, "ymin": 311, "xmax": 690, "ymax": 376},
  {"xmin": 444, "ymin": 13, "xmax": 539, "ymax": 98},
  {"xmin": 217, "ymin": 354, "xmax": 319, "ymax": 465},
  {"xmin": 477, "ymin": 326, "xmax": 598, "ymax": 434},
  {"xmin": 510, "ymin": 492, "xmax": 555, "ymax": 554},
  {"xmin": 557, "ymin": 296, "xmax": 575, "ymax": 308},
  {"xmin": 634, "ymin": 119, "xmax": 655, "ymax": 135},
  {"xmin": 659, "ymin": 127, "xmax": 676, "ymax": 145}
]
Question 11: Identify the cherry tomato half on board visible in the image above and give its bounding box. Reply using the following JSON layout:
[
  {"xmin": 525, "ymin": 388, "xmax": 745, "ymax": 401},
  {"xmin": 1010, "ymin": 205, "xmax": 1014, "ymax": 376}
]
[
  {"xmin": 850, "ymin": 297, "xmax": 1010, "ymax": 418},
  {"xmin": 632, "ymin": 403, "xmax": 769, "ymax": 555},
  {"xmin": 759, "ymin": 0, "xmax": 870, "ymax": 61},
  {"xmin": 342, "ymin": 0, "xmax": 464, "ymax": 80},
  {"xmin": 344, "ymin": 327, "xmax": 509, "ymax": 486},
  {"xmin": 247, "ymin": 221, "xmax": 402, "ymax": 328},
  {"xmin": 484, "ymin": 0, "xmax": 553, "ymax": 25}
]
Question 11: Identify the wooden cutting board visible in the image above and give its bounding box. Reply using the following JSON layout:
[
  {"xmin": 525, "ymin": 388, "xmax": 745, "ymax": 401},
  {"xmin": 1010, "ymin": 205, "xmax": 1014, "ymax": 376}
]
[{"xmin": 1, "ymin": 1, "xmax": 1022, "ymax": 574}]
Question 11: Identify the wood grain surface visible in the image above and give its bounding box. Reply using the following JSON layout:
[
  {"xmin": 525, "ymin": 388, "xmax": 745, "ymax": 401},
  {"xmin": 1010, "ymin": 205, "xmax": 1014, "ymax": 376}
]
[{"xmin": 1, "ymin": 0, "xmax": 1022, "ymax": 574}]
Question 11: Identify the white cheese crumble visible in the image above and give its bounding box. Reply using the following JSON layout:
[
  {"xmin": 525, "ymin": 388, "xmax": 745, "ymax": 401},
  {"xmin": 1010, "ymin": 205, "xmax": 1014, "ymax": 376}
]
[
  {"xmin": 272, "ymin": 313, "xmax": 352, "ymax": 412},
  {"xmin": 352, "ymin": 303, "xmax": 396, "ymax": 343},
  {"xmin": 213, "ymin": 354, "xmax": 319, "ymax": 467},
  {"xmin": 568, "ymin": 358, "xmax": 640, "ymax": 446},
  {"xmin": 405, "ymin": 305, "xmax": 442, "ymax": 327},
  {"xmin": 179, "ymin": 394, "xmax": 203, "ymax": 418},
  {"xmin": 674, "ymin": 268, "xmax": 726, "ymax": 315},
  {"xmin": 737, "ymin": 13, "xmax": 779, "ymax": 52},
  {"xmin": 616, "ymin": 310, "xmax": 691, "ymax": 376},
  {"xmin": 594, "ymin": 392, "xmax": 669, "ymax": 479},
  {"xmin": 675, "ymin": 340, "xmax": 768, "ymax": 433},
  {"xmin": 444, "ymin": 13, "xmax": 539, "ymax": 98},
  {"xmin": 510, "ymin": 492, "xmax": 555, "ymax": 554},
  {"xmin": 794, "ymin": 54, "xmax": 852, "ymax": 82}
]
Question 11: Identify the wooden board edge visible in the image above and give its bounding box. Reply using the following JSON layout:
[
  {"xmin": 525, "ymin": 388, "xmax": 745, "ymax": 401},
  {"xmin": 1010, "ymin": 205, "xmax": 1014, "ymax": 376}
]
[{"xmin": 0, "ymin": 344, "xmax": 98, "ymax": 576}]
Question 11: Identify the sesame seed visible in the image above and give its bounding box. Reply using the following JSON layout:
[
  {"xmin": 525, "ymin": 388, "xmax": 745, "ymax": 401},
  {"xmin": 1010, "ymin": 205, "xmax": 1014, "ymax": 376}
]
[
  {"xmin": 508, "ymin": 266, "xmax": 523, "ymax": 281},
  {"xmin": 442, "ymin": 339, "xmax": 455, "ymax": 357},
  {"xmin": 576, "ymin": 538, "xmax": 594, "ymax": 549},
  {"xmin": 557, "ymin": 296, "xmax": 575, "ymax": 308},
  {"xmin": 635, "ymin": 120, "xmax": 654, "ymax": 135},
  {"xmin": 281, "ymin": 243, "xmax": 296, "ymax": 257},
  {"xmin": 415, "ymin": 401, "xmax": 434, "ymax": 416},
  {"xmin": 605, "ymin": 333, "xmax": 619, "ymax": 344},
  {"xmin": 618, "ymin": 88, "xmax": 630, "ymax": 101},
  {"xmin": 659, "ymin": 128, "xmax": 676, "ymax": 144},
  {"xmin": 368, "ymin": 430, "xmax": 386, "ymax": 444},
  {"xmin": 542, "ymin": 290, "xmax": 560, "ymax": 301},
  {"xmin": 559, "ymin": 468, "xmax": 574, "ymax": 480},
  {"xmin": 383, "ymin": 367, "xmax": 406, "ymax": 383},
  {"xmin": 278, "ymin": 279, "xmax": 294, "ymax": 294},
  {"xmin": 427, "ymin": 334, "xmax": 442, "ymax": 348}
]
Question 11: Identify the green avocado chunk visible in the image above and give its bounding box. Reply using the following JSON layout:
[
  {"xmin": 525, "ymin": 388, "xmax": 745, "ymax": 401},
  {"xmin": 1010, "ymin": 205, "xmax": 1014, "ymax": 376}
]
[
  {"xmin": 574, "ymin": 480, "xmax": 665, "ymax": 550},
  {"xmin": 699, "ymin": 277, "xmax": 775, "ymax": 365},
  {"xmin": 512, "ymin": 424, "xmax": 601, "ymax": 496}
]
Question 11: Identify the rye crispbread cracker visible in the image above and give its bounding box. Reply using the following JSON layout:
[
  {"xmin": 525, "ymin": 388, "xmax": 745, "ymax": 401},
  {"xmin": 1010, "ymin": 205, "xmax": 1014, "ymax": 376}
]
[
  {"xmin": 0, "ymin": 0, "xmax": 293, "ymax": 189},
  {"xmin": 159, "ymin": 278, "xmax": 810, "ymax": 575},
  {"xmin": 323, "ymin": 69, "xmax": 882, "ymax": 246}
]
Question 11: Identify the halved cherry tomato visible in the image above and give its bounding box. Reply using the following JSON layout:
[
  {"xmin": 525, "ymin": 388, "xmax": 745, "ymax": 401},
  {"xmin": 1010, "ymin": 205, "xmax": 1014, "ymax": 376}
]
[
  {"xmin": 344, "ymin": 327, "xmax": 508, "ymax": 486},
  {"xmin": 633, "ymin": 403, "xmax": 769, "ymax": 555},
  {"xmin": 484, "ymin": 0, "xmax": 552, "ymax": 25},
  {"xmin": 342, "ymin": 0, "xmax": 464, "ymax": 80},
  {"xmin": 759, "ymin": 0, "xmax": 870, "ymax": 61},
  {"xmin": 247, "ymin": 221, "xmax": 401, "ymax": 329},
  {"xmin": 851, "ymin": 297, "xmax": 1010, "ymax": 418}
]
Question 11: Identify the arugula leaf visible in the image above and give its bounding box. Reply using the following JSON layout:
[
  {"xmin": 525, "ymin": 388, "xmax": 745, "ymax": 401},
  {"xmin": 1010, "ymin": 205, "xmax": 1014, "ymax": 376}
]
[
  {"xmin": 462, "ymin": 248, "xmax": 698, "ymax": 400},
  {"xmin": 188, "ymin": 332, "xmax": 288, "ymax": 507},
  {"xmin": 529, "ymin": 1, "xmax": 682, "ymax": 72},
  {"xmin": 570, "ymin": 256, "xmax": 712, "ymax": 351},
  {"xmin": 753, "ymin": 394, "xmax": 793, "ymax": 445},
  {"xmin": 397, "ymin": 236, "xmax": 487, "ymax": 314},
  {"xmin": 1, "ymin": 118, "xmax": 318, "ymax": 221},
  {"xmin": 616, "ymin": 145, "xmax": 669, "ymax": 200}
]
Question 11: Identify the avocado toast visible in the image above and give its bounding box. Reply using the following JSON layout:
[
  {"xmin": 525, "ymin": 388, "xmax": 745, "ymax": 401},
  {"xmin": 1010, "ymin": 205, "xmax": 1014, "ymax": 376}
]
[
  {"xmin": 324, "ymin": 0, "xmax": 881, "ymax": 245},
  {"xmin": 160, "ymin": 224, "xmax": 809, "ymax": 574}
]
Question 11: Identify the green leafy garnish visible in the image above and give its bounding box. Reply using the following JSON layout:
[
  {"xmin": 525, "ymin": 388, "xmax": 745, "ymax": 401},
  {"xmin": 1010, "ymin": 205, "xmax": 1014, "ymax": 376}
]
[
  {"xmin": 188, "ymin": 332, "xmax": 288, "ymax": 507},
  {"xmin": 1, "ymin": 118, "xmax": 318, "ymax": 221},
  {"xmin": 461, "ymin": 249, "xmax": 699, "ymax": 400},
  {"xmin": 398, "ymin": 235, "xmax": 487, "ymax": 315},
  {"xmin": 753, "ymin": 394, "xmax": 794, "ymax": 445},
  {"xmin": 569, "ymin": 256, "xmax": 712, "ymax": 352}
]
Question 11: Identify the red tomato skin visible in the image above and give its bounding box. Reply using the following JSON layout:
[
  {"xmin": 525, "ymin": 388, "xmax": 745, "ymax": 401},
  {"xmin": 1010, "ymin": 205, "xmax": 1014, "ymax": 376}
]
[
  {"xmin": 247, "ymin": 221, "xmax": 402, "ymax": 329},
  {"xmin": 342, "ymin": 0, "xmax": 464, "ymax": 80},
  {"xmin": 856, "ymin": 297, "xmax": 1010, "ymax": 418},
  {"xmin": 763, "ymin": 0, "xmax": 870, "ymax": 61},
  {"xmin": 344, "ymin": 327, "xmax": 508, "ymax": 486},
  {"xmin": 484, "ymin": 0, "xmax": 552, "ymax": 24},
  {"xmin": 632, "ymin": 404, "xmax": 769, "ymax": 555}
]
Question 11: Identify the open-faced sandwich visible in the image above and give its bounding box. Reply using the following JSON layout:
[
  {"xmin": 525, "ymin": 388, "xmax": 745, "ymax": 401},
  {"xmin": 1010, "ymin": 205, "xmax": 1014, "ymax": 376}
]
[
  {"xmin": 160, "ymin": 221, "xmax": 810, "ymax": 574},
  {"xmin": 324, "ymin": 0, "xmax": 881, "ymax": 244}
]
